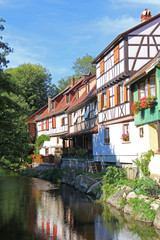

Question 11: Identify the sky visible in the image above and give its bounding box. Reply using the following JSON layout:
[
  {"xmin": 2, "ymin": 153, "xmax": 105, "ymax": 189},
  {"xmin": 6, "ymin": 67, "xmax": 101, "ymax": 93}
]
[{"xmin": 1, "ymin": 0, "xmax": 160, "ymax": 86}]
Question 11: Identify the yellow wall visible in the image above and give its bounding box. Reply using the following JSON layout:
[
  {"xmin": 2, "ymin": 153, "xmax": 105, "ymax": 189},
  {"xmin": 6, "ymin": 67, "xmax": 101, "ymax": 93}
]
[{"xmin": 149, "ymin": 124, "xmax": 158, "ymax": 152}]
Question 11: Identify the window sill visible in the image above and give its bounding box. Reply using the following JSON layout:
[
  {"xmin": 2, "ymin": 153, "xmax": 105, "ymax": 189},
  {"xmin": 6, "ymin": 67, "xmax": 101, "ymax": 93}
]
[
  {"xmin": 122, "ymin": 141, "xmax": 131, "ymax": 144},
  {"xmin": 104, "ymin": 142, "xmax": 110, "ymax": 145}
]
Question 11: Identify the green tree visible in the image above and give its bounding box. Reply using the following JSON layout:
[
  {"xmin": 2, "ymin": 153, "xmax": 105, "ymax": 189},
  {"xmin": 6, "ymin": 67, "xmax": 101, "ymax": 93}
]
[
  {"xmin": 57, "ymin": 76, "xmax": 73, "ymax": 92},
  {"xmin": 72, "ymin": 53, "xmax": 96, "ymax": 78},
  {"xmin": 6, "ymin": 63, "xmax": 56, "ymax": 114},
  {"xmin": 0, "ymin": 18, "xmax": 12, "ymax": 68},
  {"xmin": 0, "ymin": 18, "xmax": 31, "ymax": 167}
]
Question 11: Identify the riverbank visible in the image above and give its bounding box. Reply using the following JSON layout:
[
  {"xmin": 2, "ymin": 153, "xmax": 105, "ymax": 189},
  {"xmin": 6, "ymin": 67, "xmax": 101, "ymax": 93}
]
[{"xmin": 20, "ymin": 165, "xmax": 160, "ymax": 229}]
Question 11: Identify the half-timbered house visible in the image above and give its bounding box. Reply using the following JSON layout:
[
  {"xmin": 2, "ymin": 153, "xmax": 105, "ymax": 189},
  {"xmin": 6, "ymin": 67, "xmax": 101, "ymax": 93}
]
[
  {"xmin": 63, "ymin": 74, "xmax": 97, "ymax": 161},
  {"xmin": 92, "ymin": 9, "xmax": 160, "ymax": 167},
  {"xmin": 35, "ymin": 85, "xmax": 72, "ymax": 156},
  {"xmin": 125, "ymin": 52, "xmax": 160, "ymax": 178},
  {"xmin": 26, "ymin": 104, "xmax": 48, "ymax": 142}
]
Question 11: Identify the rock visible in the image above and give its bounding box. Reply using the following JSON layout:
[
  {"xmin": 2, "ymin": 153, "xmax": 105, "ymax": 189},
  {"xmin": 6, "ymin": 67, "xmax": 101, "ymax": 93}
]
[
  {"xmin": 123, "ymin": 192, "xmax": 127, "ymax": 199},
  {"xmin": 107, "ymin": 190, "xmax": 125, "ymax": 209},
  {"xmin": 96, "ymin": 190, "xmax": 102, "ymax": 199},
  {"xmin": 79, "ymin": 183, "xmax": 89, "ymax": 193},
  {"xmin": 135, "ymin": 212, "xmax": 153, "ymax": 225},
  {"xmin": 138, "ymin": 195, "xmax": 147, "ymax": 200},
  {"xmin": 124, "ymin": 204, "xmax": 132, "ymax": 214},
  {"xmin": 126, "ymin": 191, "xmax": 137, "ymax": 201},
  {"xmin": 75, "ymin": 176, "xmax": 81, "ymax": 189},
  {"xmin": 154, "ymin": 209, "xmax": 160, "ymax": 229},
  {"xmin": 125, "ymin": 186, "xmax": 132, "ymax": 192},
  {"xmin": 151, "ymin": 200, "xmax": 160, "ymax": 211},
  {"xmin": 126, "ymin": 167, "xmax": 138, "ymax": 181},
  {"xmin": 87, "ymin": 181, "xmax": 101, "ymax": 195}
]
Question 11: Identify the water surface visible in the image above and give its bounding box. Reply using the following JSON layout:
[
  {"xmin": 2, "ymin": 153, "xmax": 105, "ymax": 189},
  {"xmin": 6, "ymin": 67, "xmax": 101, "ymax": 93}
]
[{"xmin": 0, "ymin": 168, "xmax": 159, "ymax": 240}]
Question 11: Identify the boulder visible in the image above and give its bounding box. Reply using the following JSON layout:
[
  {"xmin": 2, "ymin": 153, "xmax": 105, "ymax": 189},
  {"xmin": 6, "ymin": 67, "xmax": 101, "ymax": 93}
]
[
  {"xmin": 135, "ymin": 212, "xmax": 153, "ymax": 225},
  {"xmin": 75, "ymin": 176, "xmax": 81, "ymax": 189},
  {"xmin": 124, "ymin": 204, "xmax": 132, "ymax": 214},
  {"xmin": 126, "ymin": 167, "xmax": 138, "ymax": 181},
  {"xmin": 151, "ymin": 200, "xmax": 160, "ymax": 211},
  {"xmin": 154, "ymin": 209, "xmax": 160, "ymax": 229},
  {"xmin": 87, "ymin": 181, "xmax": 101, "ymax": 195},
  {"xmin": 107, "ymin": 190, "xmax": 125, "ymax": 209},
  {"xmin": 126, "ymin": 191, "xmax": 137, "ymax": 201},
  {"xmin": 79, "ymin": 183, "xmax": 89, "ymax": 193}
]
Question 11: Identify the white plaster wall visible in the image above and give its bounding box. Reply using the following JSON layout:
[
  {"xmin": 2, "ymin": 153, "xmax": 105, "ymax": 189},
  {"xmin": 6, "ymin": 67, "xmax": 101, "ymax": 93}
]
[
  {"xmin": 93, "ymin": 121, "xmax": 139, "ymax": 164},
  {"xmin": 149, "ymin": 154, "xmax": 160, "ymax": 176},
  {"xmin": 39, "ymin": 136, "xmax": 63, "ymax": 155}
]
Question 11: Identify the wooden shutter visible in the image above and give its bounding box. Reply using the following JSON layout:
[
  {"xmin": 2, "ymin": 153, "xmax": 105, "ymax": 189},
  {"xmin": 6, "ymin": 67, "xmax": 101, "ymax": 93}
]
[
  {"xmin": 100, "ymin": 58, "xmax": 104, "ymax": 75},
  {"xmin": 46, "ymin": 119, "xmax": 49, "ymax": 130},
  {"xmin": 52, "ymin": 117, "xmax": 56, "ymax": 128},
  {"xmin": 114, "ymin": 45, "xmax": 119, "ymax": 64},
  {"xmin": 99, "ymin": 94, "xmax": 102, "ymax": 112},
  {"xmin": 114, "ymin": 86, "xmax": 118, "ymax": 106},
  {"xmin": 124, "ymin": 86, "xmax": 128, "ymax": 102},
  {"xmin": 41, "ymin": 121, "xmax": 43, "ymax": 131},
  {"xmin": 61, "ymin": 118, "xmax": 63, "ymax": 126},
  {"xmin": 106, "ymin": 90, "xmax": 110, "ymax": 109}
]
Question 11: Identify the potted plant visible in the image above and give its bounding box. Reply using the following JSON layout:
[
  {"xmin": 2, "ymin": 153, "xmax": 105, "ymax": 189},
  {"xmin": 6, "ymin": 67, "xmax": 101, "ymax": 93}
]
[{"xmin": 121, "ymin": 133, "xmax": 129, "ymax": 142}]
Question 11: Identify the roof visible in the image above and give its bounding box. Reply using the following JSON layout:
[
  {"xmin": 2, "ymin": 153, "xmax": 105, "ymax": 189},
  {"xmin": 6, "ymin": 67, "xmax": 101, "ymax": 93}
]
[
  {"xmin": 92, "ymin": 12, "xmax": 160, "ymax": 64},
  {"xmin": 36, "ymin": 94, "xmax": 69, "ymax": 121},
  {"xmin": 125, "ymin": 52, "xmax": 160, "ymax": 86},
  {"xmin": 66, "ymin": 84, "xmax": 96, "ymax": 113},
  {"xmin": 64, "ymin": 126, "xmax": 98, "ymax": 138},
  {"xmin": 26, "ymin": 104, "xmax": 48, "ymax": 123}
]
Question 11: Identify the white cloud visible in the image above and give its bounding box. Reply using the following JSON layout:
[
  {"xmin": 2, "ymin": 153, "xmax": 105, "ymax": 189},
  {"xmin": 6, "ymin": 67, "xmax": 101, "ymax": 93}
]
[
  {"xmin": 94, "ymin": 15, "xmax": 139, "ymax": 36},
  {"xmin": 120, "ymin": 0, "xmax": 160, "ymax": 4}
]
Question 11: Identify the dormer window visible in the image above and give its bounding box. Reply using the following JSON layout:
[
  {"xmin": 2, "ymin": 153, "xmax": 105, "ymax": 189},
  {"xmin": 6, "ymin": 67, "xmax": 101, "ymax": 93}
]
[
  {"xmin": 66, "ymin": 94, "xmax": 70, "ymax": 104},
  {"xmin": 114, "ymin": 44, "xmax": 119, "ymax": 64},
  {"xmin": 52, "ymin": 101, "xmax": 55, "ymax": 109},
  {"xmin": 86, "ymin": 83, "xmax": 90, "ymax": 94}
]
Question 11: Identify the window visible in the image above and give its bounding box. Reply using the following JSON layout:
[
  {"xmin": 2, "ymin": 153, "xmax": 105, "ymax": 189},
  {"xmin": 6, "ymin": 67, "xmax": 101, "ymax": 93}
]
[
  {"xmin": 84, "ymin": 106, "xmax": 90, "ymax": 119},
  {"xmin": 120, "ymin": 85, "xmax": 124, "ymax": 103},
  {"xmin": 100, "ymin": 58, "xmax": 104, "ymax": 75},
  {"xmin": 122, "ymin": 123, "xmax": 130, "ymax": 142},
  {"xmin": 45, "ymin": 148, "xmax": 49, "ymax": 156},
  {"xmin": 104, "ymin": 127, "xmax": 110, "ymax": 144},
  {"xmin": 61, "ymin": 118, "xmax": 65, "ymax": 126},
  {"xmin": 86, "ymin": 83, "xmax": 90, "ymax": 94},
  {"xmin": 114, "ymin": 45, "xmax": 119, "ymax": 64},
  {"xmin": 109, "ymin": 90, "xmax": 114, "ymax": 108},
  {"xmin": 138, "ymin": 73, "xmax": 156, "ymax": 100},
  {"xmin": 139, "ymin": 127, "xmax": 144, "ymax": 138},
  {"xmin": 66, "ymin": 94, "xmax": 70, "ymax": 104},
  {"xmin": 52, "ymin": 101, "xmax": 55, "ymax": 109},
  {"xmin": 94, "ymin": 101, "xmax": 98, "ymax": 116}
]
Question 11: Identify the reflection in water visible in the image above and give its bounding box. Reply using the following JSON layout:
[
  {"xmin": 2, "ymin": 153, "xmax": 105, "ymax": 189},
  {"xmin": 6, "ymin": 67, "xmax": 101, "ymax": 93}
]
[{"xmin": 0, "ymin": 169, "xmax": 160, "ymax": 240}]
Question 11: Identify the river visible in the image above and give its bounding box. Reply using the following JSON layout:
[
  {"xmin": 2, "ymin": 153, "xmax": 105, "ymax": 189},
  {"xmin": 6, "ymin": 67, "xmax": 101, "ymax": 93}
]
[{"xmin": 0, "ymin": 168, "xmax": 160, "ymax": 240}]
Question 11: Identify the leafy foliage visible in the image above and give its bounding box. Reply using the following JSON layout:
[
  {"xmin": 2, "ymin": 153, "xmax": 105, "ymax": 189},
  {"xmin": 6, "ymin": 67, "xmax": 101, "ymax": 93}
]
[
  {"xmin": 72, "ymin": 53, "xmax": 96, "ymax": 78},
  {"xmin": 129, "ymin": 197, "xmax": 156, "ymax": 222},
  {"xmin": 33, "ymin": 134, "xmax": 50, "ymax": 156},
  {"xmin": 6, "ymin": 63, "xmax": 56, "ymax": 114},
  {"xmin": 0, "ymin": 18, "xmax": 12, "ymax": 68},
  {"xmin": 132, "ymin": 176, "xmax": 160, "ymax": 195},
  {"xmin": 133, "ymin": 149, "xmax": 154, "ymax": 176}
]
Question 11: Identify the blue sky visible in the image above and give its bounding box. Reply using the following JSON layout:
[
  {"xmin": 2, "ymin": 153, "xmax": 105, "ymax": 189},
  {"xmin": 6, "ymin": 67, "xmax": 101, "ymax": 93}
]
[{"xmin": 1, "ymin": 0, "xmax": 160, "ymax": 86}]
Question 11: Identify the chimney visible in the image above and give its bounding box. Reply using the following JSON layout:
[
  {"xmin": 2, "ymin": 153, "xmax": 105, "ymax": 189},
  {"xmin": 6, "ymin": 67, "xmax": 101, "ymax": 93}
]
[
  {"xmin": 48, "ymin": 95, "xmax": 51, "ymax": 112},
  {"xmin": 71, "ymin": 77, "xmax": 75, "ymax": 87},
  {"xmin": 141, "ymin": 9, "xmax": 152, "ymax": 23}
]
